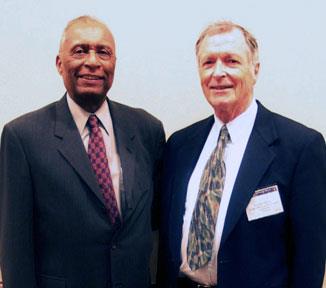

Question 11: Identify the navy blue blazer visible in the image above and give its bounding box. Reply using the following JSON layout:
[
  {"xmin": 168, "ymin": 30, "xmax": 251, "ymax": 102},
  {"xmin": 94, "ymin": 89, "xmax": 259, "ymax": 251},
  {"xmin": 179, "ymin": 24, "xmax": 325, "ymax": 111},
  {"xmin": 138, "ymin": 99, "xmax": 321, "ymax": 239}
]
[{"xmin": 158, "ymin": 101, "xmax": 326, "ymax": 288}]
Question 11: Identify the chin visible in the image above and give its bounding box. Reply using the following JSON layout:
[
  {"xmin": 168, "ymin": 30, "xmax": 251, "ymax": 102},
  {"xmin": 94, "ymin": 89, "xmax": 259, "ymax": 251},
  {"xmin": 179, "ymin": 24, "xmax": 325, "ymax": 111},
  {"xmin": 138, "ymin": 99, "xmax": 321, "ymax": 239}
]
[
  {"xmin": 72, "ymin": 91, "xmax": 107, "ymax": 112},
  {"xmin": 209, "ymin": 94, "xmax": 234, "ymax": 107}
]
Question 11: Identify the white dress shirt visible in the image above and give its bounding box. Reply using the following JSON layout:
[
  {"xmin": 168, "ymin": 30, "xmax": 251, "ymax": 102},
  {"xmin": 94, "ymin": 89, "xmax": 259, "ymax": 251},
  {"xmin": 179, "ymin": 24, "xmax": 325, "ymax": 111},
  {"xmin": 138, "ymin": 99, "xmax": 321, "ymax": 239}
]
[
  {"xmin": 67, "ymin": 95, "xmax": 122, "ymax": 213},
  {"xmin": 180, "ymin": 99, "xmax": 258, "ymax": 285}
]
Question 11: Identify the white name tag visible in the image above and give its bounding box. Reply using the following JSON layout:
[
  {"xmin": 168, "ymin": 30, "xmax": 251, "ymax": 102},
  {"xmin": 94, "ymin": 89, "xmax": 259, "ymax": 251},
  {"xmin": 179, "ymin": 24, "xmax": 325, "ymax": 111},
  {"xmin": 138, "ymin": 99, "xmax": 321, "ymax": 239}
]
[{"xmin": 246, "ymin": 185, "xmax": 284, "ymax": 221}]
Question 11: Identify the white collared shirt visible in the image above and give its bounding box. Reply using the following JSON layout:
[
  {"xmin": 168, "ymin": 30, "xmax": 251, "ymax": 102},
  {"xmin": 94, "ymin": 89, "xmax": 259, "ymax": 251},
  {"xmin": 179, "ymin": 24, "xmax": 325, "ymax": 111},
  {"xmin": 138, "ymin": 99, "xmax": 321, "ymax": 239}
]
[
  {"xmin": 66, "ymin": 95, "xmax": 122, "ymax": 213},
  {"xmin": 180, "ymin": 100, "xmax": 258, "ymax": 285}
]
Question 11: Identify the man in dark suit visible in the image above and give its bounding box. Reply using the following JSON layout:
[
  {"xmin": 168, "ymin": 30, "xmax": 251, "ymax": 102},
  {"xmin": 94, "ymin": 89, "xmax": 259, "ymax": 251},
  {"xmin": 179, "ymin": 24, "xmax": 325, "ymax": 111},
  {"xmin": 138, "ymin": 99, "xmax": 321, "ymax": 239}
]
[
  {"xmin": 0, "ymin": 15, "xmax": 165, "ymax": 288},
  {"xmin": 158, "ymin": 21, "xmax": 326, "ymax": 288}
]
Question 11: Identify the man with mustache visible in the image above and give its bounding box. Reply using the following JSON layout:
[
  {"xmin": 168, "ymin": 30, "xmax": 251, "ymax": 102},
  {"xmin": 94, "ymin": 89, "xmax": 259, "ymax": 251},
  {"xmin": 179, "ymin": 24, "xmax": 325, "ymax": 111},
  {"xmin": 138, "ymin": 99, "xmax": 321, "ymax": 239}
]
[
  {"xmin": 0, "ymin": 15, "xmax": 165, "ymax": 288},
  {"xmin": 158, "ymin": 21, "xmax": 325, "ymax": 287}
]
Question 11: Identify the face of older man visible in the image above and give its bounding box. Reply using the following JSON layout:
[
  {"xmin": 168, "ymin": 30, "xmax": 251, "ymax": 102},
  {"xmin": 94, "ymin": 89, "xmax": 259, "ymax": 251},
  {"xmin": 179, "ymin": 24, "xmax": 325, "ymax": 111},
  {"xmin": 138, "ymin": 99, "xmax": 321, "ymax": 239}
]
[
  {"xmin": 56, "ymin": 21, "xmax": 116, "ymax": 112},
  {"xmin": 197, "ymin": 28, "xmax": 259, "ymax": 123}
]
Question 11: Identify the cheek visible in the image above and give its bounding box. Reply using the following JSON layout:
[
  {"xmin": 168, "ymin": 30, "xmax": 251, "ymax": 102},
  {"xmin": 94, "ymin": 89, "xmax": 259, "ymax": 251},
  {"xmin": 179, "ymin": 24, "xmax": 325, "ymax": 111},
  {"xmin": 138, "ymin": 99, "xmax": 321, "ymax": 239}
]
[
  {"xmin": 64, "ymin": 60, "xmax": 82, "ymax": 73},
  {"xmin": 200, "ymin": 72, "xmax": 211, "ymax": 86},
  {"xmin": 107, "ymin": 65, "xmax": 115, "ymax": 75},
  {"xmin": 105, "ymin": 60, "xmax": 116, "ymax": 71},
  {"xmin": 234, "ymin": 71, "xmax": 250, "ymax": 86},
  {"xmin": 63, "ymin": 70, "xmax": 75, "ymax": 82}
]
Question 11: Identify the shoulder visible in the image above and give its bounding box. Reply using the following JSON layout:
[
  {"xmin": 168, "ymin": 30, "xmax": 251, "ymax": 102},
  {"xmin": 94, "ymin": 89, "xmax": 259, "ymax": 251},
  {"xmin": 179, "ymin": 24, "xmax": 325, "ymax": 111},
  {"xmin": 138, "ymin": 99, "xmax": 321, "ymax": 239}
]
[
  {"xmin": 167, "ymin": 115, "xmax": 214, "ymax": 147},
  {"xmin": 109, "ymin": 100, "xmax": 162, "ymax": 129},
  {"xmin": 2, "ymin": 101, "xmax": 58, "ymax": 136},
  {"xmin": 257, "ymin": 102, "xmax": 325, "ymax": 151},
  {"xmin": 109, "ymin": 100, "xmax": 165, "ymax": 150},
  {"xmin": 1, "ymin": 100, "xmax": 60, "ymax": 155}
]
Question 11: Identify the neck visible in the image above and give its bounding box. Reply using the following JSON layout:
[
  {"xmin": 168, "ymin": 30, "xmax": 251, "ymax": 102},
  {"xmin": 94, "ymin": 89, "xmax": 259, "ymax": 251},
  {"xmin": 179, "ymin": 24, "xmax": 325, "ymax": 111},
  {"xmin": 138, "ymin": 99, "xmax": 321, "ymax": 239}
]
[
  {"xmin": 71, "ymin": 93, "xmax": 107, "ymax": 113},
  {"xmin": 215, "ymin": 99, "xmax": 253, "ymax": 123}
]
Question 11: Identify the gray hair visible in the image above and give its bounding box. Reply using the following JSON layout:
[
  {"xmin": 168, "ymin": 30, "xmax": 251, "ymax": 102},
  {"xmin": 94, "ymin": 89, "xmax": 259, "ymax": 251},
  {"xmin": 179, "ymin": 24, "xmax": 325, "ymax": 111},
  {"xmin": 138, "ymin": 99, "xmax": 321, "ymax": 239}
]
[
  {"xmin": 195, "ymin": 21, "xmax": 259, "ymax": 63},
  {"xmin": 59, "ymin": 15, "xmax": 112, "ymax": 52}
]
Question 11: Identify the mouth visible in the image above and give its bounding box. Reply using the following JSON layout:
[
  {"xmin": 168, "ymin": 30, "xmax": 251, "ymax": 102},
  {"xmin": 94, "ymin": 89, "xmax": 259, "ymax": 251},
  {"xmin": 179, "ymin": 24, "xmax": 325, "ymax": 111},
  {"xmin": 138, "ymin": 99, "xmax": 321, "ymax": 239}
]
[
  {"xmin": 77, "ymin": 74, "xmax": 105, "ymax": 80},
  {"xmin": 209, "ymin": 84, "xmax": 234, "ymax": 90}
]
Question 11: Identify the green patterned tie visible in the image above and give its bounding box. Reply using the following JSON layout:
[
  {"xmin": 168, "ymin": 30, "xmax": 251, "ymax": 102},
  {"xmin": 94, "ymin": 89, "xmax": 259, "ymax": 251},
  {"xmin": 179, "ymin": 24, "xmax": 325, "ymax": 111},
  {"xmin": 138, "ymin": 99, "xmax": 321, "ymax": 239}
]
[{"xmin": 187, "ymin": 124, "xmax": 230, "ymax": 270}]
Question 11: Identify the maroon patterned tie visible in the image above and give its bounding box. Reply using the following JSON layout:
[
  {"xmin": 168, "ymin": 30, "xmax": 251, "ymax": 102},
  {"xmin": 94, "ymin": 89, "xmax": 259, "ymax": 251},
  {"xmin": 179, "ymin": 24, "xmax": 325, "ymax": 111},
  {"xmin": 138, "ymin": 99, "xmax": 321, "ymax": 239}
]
[{"xmin": 87, "ymin": 115, "xmax": 120, "ymax": 224}]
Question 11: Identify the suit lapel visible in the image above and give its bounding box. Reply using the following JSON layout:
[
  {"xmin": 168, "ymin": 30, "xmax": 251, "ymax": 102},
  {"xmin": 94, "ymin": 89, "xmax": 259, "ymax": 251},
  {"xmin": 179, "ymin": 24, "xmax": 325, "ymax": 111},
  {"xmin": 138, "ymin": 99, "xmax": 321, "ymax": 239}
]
[
  {"xmin": 221, "ymin": 103, "xmax": 278, "ymax": 246},
  {"xmin": 108, "ymin": 100, "xmax": 136, "ymax": 214},
  {"xmin": 169, "ymin": 116, "xmax": 214, "ymax": 260},
  {"xmin": 54, "ymin": 96, "xmax": 106, "ymax": 207}
]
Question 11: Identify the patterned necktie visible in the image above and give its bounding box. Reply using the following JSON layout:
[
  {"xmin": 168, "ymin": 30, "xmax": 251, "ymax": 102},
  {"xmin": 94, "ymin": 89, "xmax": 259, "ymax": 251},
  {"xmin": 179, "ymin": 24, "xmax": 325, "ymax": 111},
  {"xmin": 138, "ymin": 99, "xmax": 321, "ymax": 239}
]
[
  {"xmin": 87, "ymin": 115, "xmax": 120, "ymax": 224},
  {"xmin": 187, "ymin": 124, "xmax": 230, "ymax": 270}
]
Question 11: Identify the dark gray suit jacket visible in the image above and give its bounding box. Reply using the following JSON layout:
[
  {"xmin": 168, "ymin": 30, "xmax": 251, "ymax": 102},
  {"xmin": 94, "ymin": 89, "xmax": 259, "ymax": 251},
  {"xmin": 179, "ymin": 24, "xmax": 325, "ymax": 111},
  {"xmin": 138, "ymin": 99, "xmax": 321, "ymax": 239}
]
[{"xmin": 0, "ymin": 95, "xmax": 165, "ymax": 288}]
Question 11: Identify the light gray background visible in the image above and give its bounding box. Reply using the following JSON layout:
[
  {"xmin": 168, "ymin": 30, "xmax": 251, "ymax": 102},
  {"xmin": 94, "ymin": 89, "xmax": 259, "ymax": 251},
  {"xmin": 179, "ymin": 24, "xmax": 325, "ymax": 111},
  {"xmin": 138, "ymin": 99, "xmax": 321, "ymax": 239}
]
[{"xmin": 0, "ymin": 0, "xmax": 325, "ymax": 138}]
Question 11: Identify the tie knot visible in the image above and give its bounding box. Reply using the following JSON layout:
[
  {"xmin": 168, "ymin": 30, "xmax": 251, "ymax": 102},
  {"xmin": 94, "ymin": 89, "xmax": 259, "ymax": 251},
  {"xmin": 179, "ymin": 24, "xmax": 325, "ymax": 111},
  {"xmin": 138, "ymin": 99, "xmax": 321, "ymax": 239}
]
[
  {"xmin": 219, "ymin": 124, "xmax": 230, "ymax": 144},
  {"xmin": 87, "ymin": 114, "xmax": 99, "ymax": 130}
]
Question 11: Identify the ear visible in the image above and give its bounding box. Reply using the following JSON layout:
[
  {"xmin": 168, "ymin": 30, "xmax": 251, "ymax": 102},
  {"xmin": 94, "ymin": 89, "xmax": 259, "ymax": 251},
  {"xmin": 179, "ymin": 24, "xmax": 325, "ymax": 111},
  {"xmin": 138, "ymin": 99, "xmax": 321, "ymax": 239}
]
[
  {"xmin": 254, "ymin": 62, "xmax": 260, "ymax": 76},
  {"xmin": 252, "ymin": 62, "xmax": 260, "ymax": 83},
  {"xmin": 56, "ymin": 55, "xmax": 63, "ymax": 75}
]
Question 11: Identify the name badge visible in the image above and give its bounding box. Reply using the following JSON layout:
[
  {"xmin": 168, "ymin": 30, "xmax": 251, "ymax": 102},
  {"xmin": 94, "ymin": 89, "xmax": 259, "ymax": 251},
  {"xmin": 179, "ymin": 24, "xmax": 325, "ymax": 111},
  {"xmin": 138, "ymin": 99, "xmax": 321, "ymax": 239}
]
[{"xmin": 246, "ymin": 185, "xmax": 284, "ymax": 221}]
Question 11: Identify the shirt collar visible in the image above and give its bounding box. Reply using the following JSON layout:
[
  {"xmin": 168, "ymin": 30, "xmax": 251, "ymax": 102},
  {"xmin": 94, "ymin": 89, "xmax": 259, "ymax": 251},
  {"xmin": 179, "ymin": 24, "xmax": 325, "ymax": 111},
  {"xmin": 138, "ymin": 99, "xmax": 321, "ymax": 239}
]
[
  {"xmin": 66, "ymin": 94, "xmax": 111, "ymax": 135},
  {"xmin": 213, "ymin": 98, "xmax": 258, "ymax": 144}
]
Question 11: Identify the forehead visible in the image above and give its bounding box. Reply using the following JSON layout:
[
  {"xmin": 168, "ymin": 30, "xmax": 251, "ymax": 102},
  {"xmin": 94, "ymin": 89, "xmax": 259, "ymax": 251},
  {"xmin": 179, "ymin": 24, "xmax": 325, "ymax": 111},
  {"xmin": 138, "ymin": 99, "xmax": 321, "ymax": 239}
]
[
  {"xmin": 62, "ymin": 22, "xmax": 115, "ymax": 49},
  {"xmin": 198, "ymin": 29, "xmax": 250, "ymax": 58}
]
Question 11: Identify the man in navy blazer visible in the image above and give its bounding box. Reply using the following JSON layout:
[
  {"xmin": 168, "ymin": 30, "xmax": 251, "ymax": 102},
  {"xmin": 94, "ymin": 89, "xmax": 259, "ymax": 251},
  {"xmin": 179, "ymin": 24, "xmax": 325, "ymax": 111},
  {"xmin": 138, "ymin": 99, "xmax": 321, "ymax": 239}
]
[
  {"xmin": 158, "ymin": 21, "xmax": 325, "ymax": 287},
  {"xmin": 0, "ymin": 16, "xmax": 165, "ymax": 288}
]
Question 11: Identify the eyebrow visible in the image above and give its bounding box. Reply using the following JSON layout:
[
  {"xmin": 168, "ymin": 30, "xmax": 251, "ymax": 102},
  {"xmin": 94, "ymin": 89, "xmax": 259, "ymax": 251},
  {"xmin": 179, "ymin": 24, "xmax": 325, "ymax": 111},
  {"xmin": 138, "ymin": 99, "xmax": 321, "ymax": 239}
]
[
  {"xmin": 202, "ymin": 52, "xmax": 243, "ymax": 59},
  {"xmin": 71, "ymin": 43, "xmax": 114, "ymax": 52}
]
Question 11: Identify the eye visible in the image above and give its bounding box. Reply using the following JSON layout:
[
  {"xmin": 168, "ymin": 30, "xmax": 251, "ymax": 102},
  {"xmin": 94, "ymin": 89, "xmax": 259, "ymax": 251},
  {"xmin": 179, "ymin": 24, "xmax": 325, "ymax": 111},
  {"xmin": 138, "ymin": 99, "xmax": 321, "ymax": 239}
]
[
  {"xmin": 72, "ymin": 47, "xmax": 87, "ymax": 58},
  {"xmin": 226, "ymin": 58, "xmax": 240, "ymax": 64},
  {"xmin": 202, "ymin": 59, "xmax": 215, "ymax": 68},
  {"xmin": 97, "ymin": 48, "xmax": 113, "ymax": 59}
]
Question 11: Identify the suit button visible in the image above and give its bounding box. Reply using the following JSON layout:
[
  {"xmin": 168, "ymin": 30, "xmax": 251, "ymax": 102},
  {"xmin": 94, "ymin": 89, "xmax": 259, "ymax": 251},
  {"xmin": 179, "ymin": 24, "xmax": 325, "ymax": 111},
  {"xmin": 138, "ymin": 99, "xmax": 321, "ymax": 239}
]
[
  {"xmin": 111, "ymin": 244, "xmax": 117, "ymax": 250},
  {"xmin": 219, "ymin": 259, "xmax": 231, "ymax": 264}
]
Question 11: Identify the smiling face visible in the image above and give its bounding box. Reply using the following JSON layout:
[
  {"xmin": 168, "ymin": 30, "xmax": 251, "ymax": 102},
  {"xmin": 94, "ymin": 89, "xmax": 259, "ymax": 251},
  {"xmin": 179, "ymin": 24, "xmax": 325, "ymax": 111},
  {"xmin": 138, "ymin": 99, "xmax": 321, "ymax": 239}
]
[
  {"xmin": 56, "ymin": 20, "xmax": 116, "ymax": 112},
  {"xmin": 197, "ymin": 28, "xmax": 259, "ymax": 123}
]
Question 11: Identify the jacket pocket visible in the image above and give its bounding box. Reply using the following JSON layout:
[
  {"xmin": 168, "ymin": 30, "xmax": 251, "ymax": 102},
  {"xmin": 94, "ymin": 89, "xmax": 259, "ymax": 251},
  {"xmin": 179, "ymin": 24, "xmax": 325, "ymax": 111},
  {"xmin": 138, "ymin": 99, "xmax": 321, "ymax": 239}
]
[{"xmin": 39, "ymin": 274, "xmax": 66, "ymax": 288}]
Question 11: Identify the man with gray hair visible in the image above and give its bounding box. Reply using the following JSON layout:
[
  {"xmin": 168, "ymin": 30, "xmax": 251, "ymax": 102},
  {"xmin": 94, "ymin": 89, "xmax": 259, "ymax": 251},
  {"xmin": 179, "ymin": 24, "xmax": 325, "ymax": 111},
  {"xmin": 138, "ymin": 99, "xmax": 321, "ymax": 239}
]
[
  {"xmin": 158, "ymin": 21, "xmax": 325, "ymax": 287},
  {"xmin": 0, "ymin": 15, "xmax": 165, "ymax": 288}
]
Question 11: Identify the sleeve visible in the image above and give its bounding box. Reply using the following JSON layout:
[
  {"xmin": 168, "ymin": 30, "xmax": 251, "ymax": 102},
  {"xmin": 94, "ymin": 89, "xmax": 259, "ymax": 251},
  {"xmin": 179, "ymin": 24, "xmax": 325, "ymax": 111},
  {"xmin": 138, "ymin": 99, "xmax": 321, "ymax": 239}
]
[
  {"xmin": 151, "ymin": 120, "xmax": 166, "ymax": 231},
  {"xmin": 289, "ymin": 132, "xmax": 326, "ymax": 287},
  {"xmin": 156, "ymin": 137, "xmax": 177, "ymax": 288},
  {"xmin": 0, "ymin": 125, "xmax": 37, "ymax": 288}
]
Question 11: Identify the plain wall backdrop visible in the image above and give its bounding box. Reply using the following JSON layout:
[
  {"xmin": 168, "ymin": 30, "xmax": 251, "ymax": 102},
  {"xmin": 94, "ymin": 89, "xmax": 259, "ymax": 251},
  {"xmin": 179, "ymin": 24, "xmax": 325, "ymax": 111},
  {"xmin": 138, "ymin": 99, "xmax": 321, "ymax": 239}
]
[{"xmin": 0, "ymin": 0, "xmax": 325, "ymax": 138}]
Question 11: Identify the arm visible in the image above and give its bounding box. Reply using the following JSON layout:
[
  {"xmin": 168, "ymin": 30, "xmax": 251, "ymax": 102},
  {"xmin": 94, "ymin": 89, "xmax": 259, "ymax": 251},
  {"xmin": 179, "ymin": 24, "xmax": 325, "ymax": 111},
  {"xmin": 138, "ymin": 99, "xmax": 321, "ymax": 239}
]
[
  {"xmin": 157, "ymin": 138, "xmax": 177, "ymax": 288},
  {"xmin": 0, "ymin": 125, "xmax": 37, "ymax": 288},
  {"xmin": 148, "ymin": 121, "xmax": 165, "ymax": 286},
  {"xmin": 289, "ymin": 132, "xmax": 326, "ymax": 287},
  {"xmin": 151, "ymin": 121, "xmax": 166, "ymax": 231}
]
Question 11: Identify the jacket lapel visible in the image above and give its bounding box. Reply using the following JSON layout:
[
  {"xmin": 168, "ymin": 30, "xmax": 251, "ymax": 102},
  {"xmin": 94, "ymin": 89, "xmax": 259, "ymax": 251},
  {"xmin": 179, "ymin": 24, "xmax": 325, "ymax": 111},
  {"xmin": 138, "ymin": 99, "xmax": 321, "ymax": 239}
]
[
  {"xmin": 221, "ymin": 102, "xmax": 278, "ymax": 246},
  {"xmin": 169, "ymin": 116, "xmax": 214, "ymax": 261},
  {"xmin": 54, "ymin": 96, "xmax": 106, "ymax": 207},
  {"xmin": 108, "ymin": 100, "xmax": 136, "ymax": 215}
]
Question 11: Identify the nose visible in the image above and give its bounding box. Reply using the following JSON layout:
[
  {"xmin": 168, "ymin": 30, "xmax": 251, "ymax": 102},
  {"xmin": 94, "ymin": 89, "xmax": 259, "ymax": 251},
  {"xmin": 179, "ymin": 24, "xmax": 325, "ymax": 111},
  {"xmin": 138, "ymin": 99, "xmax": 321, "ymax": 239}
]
[
  {"xmin": 213, "ymin": 60, "xmax": 226, "ymax": 77},
  {"xmin": 84, "ymin": 50, "xmax": 100, "ymax": 68}
]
